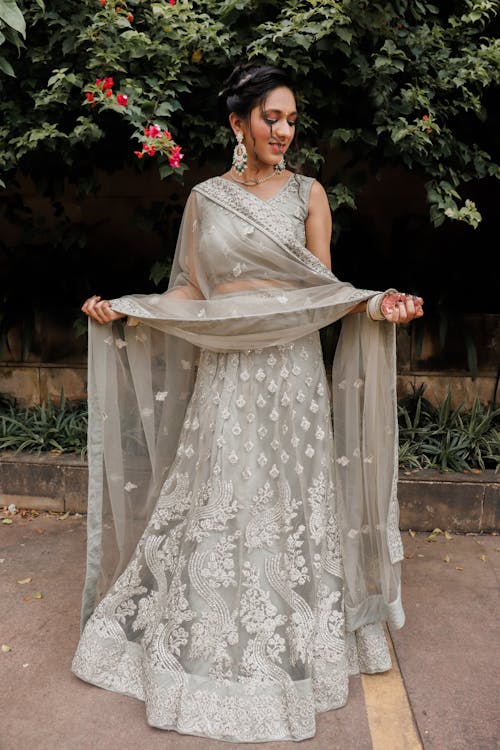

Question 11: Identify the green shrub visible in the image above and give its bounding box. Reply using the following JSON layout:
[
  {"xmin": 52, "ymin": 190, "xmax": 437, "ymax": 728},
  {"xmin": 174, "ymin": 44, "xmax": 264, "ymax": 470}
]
[
  {"xmin": 1, "ymin": 1, "xmax": 499, "ymax": 228},
  {"xmin": 1, "ymin": 385, "xmax": 498, "ymax": 472},
  {"xmin": 0, "ymin": 391, "xmax": 88, "ymax": 457},
  {"xmin": 398, "ymin": 385, "xmax": 500, "ymax": 471}
]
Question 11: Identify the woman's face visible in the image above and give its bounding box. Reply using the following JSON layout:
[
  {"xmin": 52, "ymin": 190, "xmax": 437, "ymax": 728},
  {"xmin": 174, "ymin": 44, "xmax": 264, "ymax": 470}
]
[{"xmin": 236, "ymin": 86, "xmax": 298, "ymax": 169}]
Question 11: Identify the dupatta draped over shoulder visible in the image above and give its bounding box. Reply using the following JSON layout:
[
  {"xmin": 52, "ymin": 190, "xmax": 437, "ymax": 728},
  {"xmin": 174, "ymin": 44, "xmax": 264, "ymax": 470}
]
[{"xmin": 81, "ymin": 175, "xmax": 405, "ymax": 635}]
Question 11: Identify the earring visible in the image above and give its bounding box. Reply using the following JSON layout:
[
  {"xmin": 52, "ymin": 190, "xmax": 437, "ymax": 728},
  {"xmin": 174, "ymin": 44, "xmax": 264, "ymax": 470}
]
[
  {"xmin": 275, "ymin": 156, "xmax": 286, "ymax": 173},
  {"xmin": 232, "ymin": 131, "xmax": 247, "ymax": 174}
]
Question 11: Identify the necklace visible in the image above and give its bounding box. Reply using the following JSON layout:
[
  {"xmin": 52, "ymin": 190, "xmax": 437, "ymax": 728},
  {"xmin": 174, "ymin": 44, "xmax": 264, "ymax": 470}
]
[{"xmin": 229, "ymin": 168, "xmax": 278, "ymax": 186}]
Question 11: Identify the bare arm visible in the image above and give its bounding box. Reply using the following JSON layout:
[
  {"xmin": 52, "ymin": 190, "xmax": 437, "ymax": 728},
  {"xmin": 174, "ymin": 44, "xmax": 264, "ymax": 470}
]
[{"xmin": 304, "ymin": 180, "xmax": 333, "ymax": 271}]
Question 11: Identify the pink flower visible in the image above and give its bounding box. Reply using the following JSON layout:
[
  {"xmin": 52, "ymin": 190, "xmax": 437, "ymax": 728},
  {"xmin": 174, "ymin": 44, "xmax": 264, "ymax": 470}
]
[
  {"xmin": 102, "ymin": 77, "xmax": 114, "ymax": 90},
  {"xmin": 168, "ymin": 0, "xmax": 176, "ymax": 4},
  {"xmin": 148, "ymin": 124, "xmax": 161, "ymax": 138},
  {"xmin": 163, "ymin": 130, "xmax": 172, "ymax": 139},
  {"xmin": 105, "ymin": 89, "xmax": 112, "ymax": 98},
  {"xmin": 144, "ymin": 145, "xmax": 156, "ymax": 156},
  {"xmin": 168, "ymin": 145, "xmax": 184, "ymax": 168},
  {"xmin": 116, "ymin": 93, "xmax": 128, "ymax": 106},
  {"xmin": 134, "ymin": 150, "xmax": 144, "ymax": 159},
  {"xmin": 85, "ymin": 92, "xmax": 95, "ymax": 103}
]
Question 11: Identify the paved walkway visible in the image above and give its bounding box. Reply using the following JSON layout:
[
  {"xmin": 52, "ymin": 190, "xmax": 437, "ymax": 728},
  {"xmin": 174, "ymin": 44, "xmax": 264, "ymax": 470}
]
[{"xmin": 1, "ymin": 510, "xmax": 498, "ymax": 750}]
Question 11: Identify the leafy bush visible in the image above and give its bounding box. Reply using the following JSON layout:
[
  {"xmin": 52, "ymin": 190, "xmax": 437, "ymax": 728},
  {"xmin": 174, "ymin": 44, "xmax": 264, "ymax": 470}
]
[
  {"xmin": 1, "ymin": 0, "xmax": 499, "ymax": 227},
  {"xmin": 398, "ymin": 385, "xmax": 500, "ymax": 471},
  {"xmin": 1, "ymin": 385, "xmax": 498, "ymax": 473},
  {"xmin": 0, "ymin": 391, "xmax": 88, "ymax": 457},
  {"xmin": 1, "ymin": 1, "xmax": 499, "ymax": 367}
]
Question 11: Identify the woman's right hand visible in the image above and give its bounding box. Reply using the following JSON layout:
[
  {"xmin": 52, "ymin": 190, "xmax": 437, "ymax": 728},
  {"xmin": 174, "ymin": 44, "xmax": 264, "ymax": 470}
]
[{"xmin": 81, "ymin": 295, "xmax": 127, "ymax": 325}]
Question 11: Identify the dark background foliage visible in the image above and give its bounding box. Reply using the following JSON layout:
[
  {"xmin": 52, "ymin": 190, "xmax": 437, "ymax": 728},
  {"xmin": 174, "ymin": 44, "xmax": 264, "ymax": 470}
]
[{"xmin": 0, "ymin": 0, "xmax": 499, "ymax": 362}]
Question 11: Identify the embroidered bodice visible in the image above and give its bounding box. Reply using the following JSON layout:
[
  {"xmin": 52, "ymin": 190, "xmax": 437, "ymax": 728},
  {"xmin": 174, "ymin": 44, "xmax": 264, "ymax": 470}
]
[{"xmin": 194, "ymin": 174, "xmax": 315, "ymax": 297}]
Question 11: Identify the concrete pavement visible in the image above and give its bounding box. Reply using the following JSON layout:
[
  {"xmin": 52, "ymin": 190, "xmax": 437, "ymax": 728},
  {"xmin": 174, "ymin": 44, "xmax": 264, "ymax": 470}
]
[{"xmin": 1, "ymin": 509, "xmax": 498, "ymax": 750}]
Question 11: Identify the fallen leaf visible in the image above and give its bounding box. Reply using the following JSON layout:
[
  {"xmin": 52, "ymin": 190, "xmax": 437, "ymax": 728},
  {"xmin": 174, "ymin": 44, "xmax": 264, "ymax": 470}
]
[
  {"xmin": 455, "ymin": 566, "xmax": 464, "ymax": 571},
  {"xmin": 17, "ymin": 577, "xmax": 32, "ymax": 584},
  {"xmin": 35, "ymin": 529, "xmax": 45, "ymax": 535},
  {"xmin": 479, "ymin": 555, "xmax": 487, "ymax": 562},
  {"xmin": 426, "ymin": 528, "xmax": 443, "ymax": 542},
  {"xmin": 408, "ymin": 529, "xmax": 416, "ymax": 538},
  {"xmin": 57, "ymin": 512, "xmax": 70, "ymax": 521},
  {"xmin": 417, "ymin": 554, "xmax": 425, "ymax": 558},
  {"xmin": 404, "ymin": 552, "xmax": 414, "ymax": 559},
  {"xmin": 23, "ymin": 596, "xmax": 31, "ymax": 602},
  {"xmin": 470, "ymin": 468, "xmax": 481, "ymax": 474},
  {"xmin": 1, "ymin": 644, "xmax": 12, "ymax": 653},
  {"xmin": 33, "ymin": 592, "xmax": 43, "ymax": 599},
  {"xmin": 22, "ymin": 663, "xmax": 29, "ymax": 668},
  {"xmin": 443, "ymin": 554, "xmax": 451, "ymax": 563},
  {"xmin": 444, "ymin": 531, "xmax": 454, "ymax": 540},
  {"xmin": 2, "ymin": 518, "xmax": 13, "ymax": 525}
]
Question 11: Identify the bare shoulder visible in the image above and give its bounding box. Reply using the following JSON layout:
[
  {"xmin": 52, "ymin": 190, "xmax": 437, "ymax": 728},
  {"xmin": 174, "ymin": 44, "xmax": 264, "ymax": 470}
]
[
  {"xmin": 309, "ymin": 178, "xmax": 328, "ymax": 202},
  {"xmin": 307, "ymin": 179, "xmax": 330, "ymax": 216}
]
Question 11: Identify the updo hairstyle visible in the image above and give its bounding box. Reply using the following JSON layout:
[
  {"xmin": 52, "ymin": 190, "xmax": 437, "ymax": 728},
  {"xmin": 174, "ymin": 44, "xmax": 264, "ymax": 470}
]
[{"xmin": 220, "ymin": 63, "xmax": 293, "ymax": 119}]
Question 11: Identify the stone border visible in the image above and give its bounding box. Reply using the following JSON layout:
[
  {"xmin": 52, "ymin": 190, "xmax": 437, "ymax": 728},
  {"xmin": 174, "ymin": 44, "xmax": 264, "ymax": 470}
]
[
  {"xmin": 397, "ymin": 469, "xmax": 499, "ymax": 533},
  {"xmin": 0, "ymin": 451, "xmax": 87, "ymax": 514},
  {"xmin": 0, "ymin": 452, "xmax": 498, "ymax": 532}
]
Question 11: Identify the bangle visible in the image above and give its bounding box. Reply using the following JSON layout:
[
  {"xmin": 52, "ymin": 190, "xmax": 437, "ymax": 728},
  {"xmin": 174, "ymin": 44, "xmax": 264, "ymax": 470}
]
[{"xmin": 366, "ymin": 288, "xmax": 398, "ymax": 321}]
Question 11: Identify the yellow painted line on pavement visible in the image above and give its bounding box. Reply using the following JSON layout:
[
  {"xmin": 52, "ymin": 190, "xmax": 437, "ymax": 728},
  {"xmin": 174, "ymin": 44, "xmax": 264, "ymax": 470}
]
[{"xmin": 361, "ymin": 628, "xmax": 423, "ymax": 750}]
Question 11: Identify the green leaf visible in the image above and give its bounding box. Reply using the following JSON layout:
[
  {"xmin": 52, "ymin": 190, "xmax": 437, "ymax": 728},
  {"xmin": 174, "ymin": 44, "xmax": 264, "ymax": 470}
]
[
  {"xmin": 0, "ymin": 0, "xmax": 26, "ymax": 37},
  {"xmin": 336, "ymin": 27, "xmax": 353, "ymax": 45},
  {"xmin": 0, "ymin": 55, "xmax": 14, "ymax": 76}
]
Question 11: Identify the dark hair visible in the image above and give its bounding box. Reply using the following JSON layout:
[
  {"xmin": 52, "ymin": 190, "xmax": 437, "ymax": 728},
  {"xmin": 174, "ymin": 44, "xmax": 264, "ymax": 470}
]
[{"xmin": 220, "ymin": 63, "xmax": 293, "ymax": 118}]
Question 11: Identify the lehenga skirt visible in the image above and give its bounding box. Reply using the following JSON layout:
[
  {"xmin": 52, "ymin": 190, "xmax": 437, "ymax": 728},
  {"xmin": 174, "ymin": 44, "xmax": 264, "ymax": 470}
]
[{"xmin": 71, "ymin": 332, "xmax": 391, "ymax": 743}]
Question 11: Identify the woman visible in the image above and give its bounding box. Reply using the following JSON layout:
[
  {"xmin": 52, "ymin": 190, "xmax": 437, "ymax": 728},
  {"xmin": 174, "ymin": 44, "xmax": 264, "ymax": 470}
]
[{"xmin": 72, "ymin": 63, "xmax": 423, "ymax": 742}]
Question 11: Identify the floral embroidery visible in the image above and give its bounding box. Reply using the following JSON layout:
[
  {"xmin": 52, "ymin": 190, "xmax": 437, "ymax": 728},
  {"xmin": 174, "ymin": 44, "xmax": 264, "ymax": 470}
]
[{"xmin": 73, "ymin": 303, "xmax": 397, "ymax": 740}]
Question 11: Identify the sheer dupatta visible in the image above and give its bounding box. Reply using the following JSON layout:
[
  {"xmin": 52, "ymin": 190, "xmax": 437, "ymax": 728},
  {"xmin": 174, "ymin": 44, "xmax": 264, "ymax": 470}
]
[{"xmin": 80, "ymin": 176, "xmax": 404, "ymax": 634}]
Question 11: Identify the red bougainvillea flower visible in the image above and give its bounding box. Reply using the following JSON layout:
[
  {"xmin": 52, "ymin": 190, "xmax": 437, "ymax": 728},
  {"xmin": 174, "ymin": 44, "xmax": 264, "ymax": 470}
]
[
  {"xmin": 127, "ymin": 13, "xmax": 134, "ymax": 22},
  {"xmin": 136, "ymin": 123, "xmax": 184, "ymax": 166},
  {"xmin": 168, "ymin": 144, "xmax": 184, "ymax": 169},
  {"xmin": 101, "ymin": 77, "xmax": 114, "ymax": 90},
  {"xmin": 116, "ymin": 93, "xmax": 128, "ymax": 106},
  {"xmin": 105, "ymin": 89, "xmax": 112, "ymax": 98},
  {"xmin": 168, "ymin": 0, "xmax": 176, "ymax": 4},
  {"xmin": 85, "ymin": 92, "xmax": 95, "ymax": 103},
  {"xmin": 99, "ymin": 0, "xmax": 106, "ymax": 6},
  {"xmin": 116, "ymin": 5, "xmax": 121, "ymax": 11},
  {"xmin": 422, "ymin": 114, "xmax": 429, "ymax": 120}
]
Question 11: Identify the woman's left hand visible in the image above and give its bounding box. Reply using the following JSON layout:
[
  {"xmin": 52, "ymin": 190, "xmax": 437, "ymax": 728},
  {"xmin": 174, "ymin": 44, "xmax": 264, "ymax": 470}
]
[{"xmin": 381, "ymin": 292, "xmax": 424, "ymax": 323}]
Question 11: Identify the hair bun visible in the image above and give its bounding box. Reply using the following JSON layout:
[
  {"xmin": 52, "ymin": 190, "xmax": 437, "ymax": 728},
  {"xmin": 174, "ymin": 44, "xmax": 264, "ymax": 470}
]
[
  {"xmin": 220, "ymin": 63, "xmax": 256, "ymax": 98},
  {"xmin": 219, "ymin": 62, "xmax": 292, "ymax": 118}
]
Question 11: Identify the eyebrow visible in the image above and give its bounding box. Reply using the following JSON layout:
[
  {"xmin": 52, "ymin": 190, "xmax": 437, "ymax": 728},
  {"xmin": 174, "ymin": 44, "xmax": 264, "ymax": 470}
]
[{"xmin": 262, "ymin": 108, "xmax": 298, "ymax": 117}]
